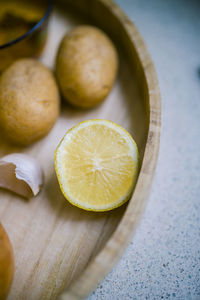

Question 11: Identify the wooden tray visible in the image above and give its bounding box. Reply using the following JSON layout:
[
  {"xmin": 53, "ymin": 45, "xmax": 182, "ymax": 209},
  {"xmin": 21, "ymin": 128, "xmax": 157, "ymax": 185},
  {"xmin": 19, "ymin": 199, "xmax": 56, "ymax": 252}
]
[{"xmin": 0, "ymin": 0, "xmax": 161, "ymax": 299}]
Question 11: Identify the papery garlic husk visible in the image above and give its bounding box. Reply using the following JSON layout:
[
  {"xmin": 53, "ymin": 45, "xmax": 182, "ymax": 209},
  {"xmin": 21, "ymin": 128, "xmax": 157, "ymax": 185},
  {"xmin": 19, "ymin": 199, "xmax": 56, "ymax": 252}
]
[{"xmin": 0, "ymin": 153, "xmax": 43, "ymax": 198}]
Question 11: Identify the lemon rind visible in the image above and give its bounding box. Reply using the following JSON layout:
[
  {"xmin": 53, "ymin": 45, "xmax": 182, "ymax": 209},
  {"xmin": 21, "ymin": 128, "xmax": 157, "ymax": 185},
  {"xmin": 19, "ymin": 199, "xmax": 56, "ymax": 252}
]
[{"xmin": 55, "ymin": 119, "xmax": 140, "ymax": 212}]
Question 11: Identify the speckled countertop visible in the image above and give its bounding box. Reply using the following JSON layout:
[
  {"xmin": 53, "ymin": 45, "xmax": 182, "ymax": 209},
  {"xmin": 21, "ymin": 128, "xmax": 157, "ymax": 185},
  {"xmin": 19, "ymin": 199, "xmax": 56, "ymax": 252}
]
[{"xmin": 88, "ymin": 0, "xmax": 200, "ymax": 299}]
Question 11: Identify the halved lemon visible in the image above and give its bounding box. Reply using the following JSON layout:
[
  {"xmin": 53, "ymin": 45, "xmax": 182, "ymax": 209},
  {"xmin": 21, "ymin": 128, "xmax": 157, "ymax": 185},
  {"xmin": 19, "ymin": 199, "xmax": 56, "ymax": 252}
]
[{"xmin": 55, "ymin": 119, "xmax": 139, "ymax": 211}]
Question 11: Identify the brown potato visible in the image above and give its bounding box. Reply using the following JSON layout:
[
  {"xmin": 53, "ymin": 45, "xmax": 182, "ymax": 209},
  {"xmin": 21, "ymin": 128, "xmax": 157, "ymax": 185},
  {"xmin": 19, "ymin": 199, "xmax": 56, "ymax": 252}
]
[
  {"xmin": 55, "ymin": 25, "xmax": 118, "ymax": 108},
  {"xmin": 0, "ymin": 59, "xmax": 60, "ymax": 145},
  {"xmin": 0, "ymin": 224, "xmax": 14, "ymax": 300}
]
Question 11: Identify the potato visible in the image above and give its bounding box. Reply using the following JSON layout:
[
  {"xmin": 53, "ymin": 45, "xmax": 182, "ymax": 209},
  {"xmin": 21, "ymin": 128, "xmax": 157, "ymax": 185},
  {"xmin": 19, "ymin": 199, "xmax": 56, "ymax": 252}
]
[
  {"xmin": 0, "ymin": 224, "xmax": 14, "ymax": 300},
  {"xmin": 0, "ymin": 59, "xmax": 60, "ymax": 145},
  {"xmin": 55, "ymin": 25, "xmax": 118, "ymax": 108}
]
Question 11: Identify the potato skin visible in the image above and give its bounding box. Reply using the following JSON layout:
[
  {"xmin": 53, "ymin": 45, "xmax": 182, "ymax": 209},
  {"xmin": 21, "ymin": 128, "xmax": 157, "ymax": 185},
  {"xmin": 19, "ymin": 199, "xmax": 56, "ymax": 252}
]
[
  {"xmin": 0, "ymin": 59, "xmax": 60, "ymax": 145},
  {"xmin": 55, "ymin": 26, "xmax": 118, "ymax": 108},
  {"xmin": 0, "ymin": 224, "xmax": 14, "ymax": 300}
]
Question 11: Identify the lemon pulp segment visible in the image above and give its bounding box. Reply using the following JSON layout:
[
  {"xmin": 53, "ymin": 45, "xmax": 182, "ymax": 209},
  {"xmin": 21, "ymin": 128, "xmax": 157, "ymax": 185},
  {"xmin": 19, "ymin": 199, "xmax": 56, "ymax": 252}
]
[{"xmin": 55, "ymin": 120, "xmax": 139, "ymax": 211}]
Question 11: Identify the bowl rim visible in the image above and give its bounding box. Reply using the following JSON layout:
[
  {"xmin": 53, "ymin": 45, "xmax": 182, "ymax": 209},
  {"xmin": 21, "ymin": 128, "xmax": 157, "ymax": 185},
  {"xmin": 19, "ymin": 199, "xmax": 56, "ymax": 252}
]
[
  {"xmin": 59, "ymin": 0, "xmax": 161, "ymax": 299},
  {"xmin": 0, "ymin": 0, "xmax": 53, "ymax": 50}
]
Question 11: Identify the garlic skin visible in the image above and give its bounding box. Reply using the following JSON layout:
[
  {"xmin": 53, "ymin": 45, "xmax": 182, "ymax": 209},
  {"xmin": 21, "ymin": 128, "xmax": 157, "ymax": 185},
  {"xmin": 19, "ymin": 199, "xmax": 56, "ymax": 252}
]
[{"xmin": 0, "ymin": 153, "xmax": 43, "ymax": 198}]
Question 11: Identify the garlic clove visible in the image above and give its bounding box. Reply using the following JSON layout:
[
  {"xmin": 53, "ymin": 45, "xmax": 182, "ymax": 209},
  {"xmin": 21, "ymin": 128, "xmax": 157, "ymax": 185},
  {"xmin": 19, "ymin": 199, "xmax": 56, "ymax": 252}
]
[{"xmin": 0, "ymin": 153, "xmax": 43, "ymax": 198}]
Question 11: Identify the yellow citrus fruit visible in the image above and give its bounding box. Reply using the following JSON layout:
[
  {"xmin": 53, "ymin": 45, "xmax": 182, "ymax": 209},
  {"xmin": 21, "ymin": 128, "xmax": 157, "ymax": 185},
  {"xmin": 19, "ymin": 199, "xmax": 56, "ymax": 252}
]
[{"xmin": 55, "ymin": 120, "xmax": 139, "ymax": 211}]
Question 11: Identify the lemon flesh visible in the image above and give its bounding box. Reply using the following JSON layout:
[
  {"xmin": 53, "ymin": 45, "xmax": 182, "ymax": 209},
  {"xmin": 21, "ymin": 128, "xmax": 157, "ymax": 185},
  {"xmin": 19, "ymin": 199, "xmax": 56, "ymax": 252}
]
[{"xmin": 55, "ymin": 120, "xmax": 139, "ymax": 211}]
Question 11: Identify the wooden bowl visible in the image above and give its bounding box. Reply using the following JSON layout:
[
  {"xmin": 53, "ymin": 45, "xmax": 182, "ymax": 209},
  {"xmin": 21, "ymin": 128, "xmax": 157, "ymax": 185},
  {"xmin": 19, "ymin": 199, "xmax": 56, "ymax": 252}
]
[{"xmin": 0, "ymin": 0, "xmax": 161, "ymax": 299}]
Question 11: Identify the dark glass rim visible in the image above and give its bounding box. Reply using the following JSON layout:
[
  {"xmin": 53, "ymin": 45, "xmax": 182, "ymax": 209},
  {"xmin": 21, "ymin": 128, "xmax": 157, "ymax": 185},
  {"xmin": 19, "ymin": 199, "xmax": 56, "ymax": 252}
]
[{"xmin": 0, "ymin": 0, "xmax": 53, "ymax": 50}]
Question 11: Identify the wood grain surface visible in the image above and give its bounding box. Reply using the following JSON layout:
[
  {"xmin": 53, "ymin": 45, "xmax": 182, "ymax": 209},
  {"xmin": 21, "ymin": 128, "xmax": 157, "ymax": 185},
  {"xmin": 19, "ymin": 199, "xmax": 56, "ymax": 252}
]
[{"xmin": 0, "ymin": 0, "xmax": 161, "ymax": 299}]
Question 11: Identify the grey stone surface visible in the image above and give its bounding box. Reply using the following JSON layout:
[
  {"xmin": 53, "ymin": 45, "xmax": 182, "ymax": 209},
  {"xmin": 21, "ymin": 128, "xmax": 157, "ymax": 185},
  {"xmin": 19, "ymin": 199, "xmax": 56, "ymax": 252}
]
[{"xmin": 88, "ymin": 0, "xmax": 200, "ymax": 299}]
